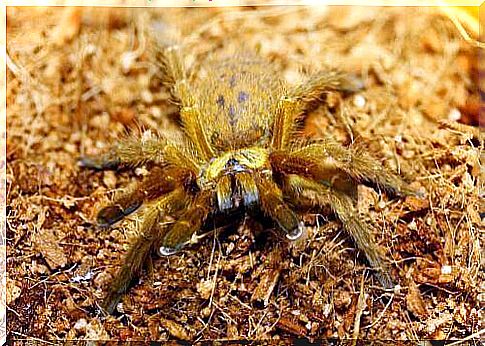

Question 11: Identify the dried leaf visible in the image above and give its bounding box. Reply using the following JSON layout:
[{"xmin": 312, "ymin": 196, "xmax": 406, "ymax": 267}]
[
  {"xmin": 406, "ymin": 279, "xmax": 428, "ymax": 319},
  {"xmin": 159, "ymin": 318, "xmax": 194, "ymax": 340},
  {"xmin": 250, "ymin": 268, "xmax": 280, "ymax": 306},
  {"xmin": 33, "ymin": 228, "xmax": 68, "ymax": 269},
  {"xmin": 6, "ymin": 278, "xmax": 22, "ymax": 305}
]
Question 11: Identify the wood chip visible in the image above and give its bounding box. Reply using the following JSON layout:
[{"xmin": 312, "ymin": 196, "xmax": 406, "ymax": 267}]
[
  {"xmin": 6, "ymin": 278, "xmax": 22, "ymax": 305},
  {"xmin": 404, "ymin": 195, "xmax": 430, "ymax": 211},
  {"xmin": 33, "ymin": 228, "xmax": 68, "ymax": 269},
  {"xmin": 251, "ymin": 247, "xmax": 282, "ymax": 306},
  {"xmin": 276, "ymin": 316, "xmax": 308, "ymax": 337},
  {"xmin": 159, "ymin": 317, "xmax": 194, "ymax": 340},
  {"xmin": 251, "ymin": 268, "xmax": 280, "ymax": 306},
  {"xmin": 52, "ymin": 7, "xmax": 82, "ymax": 45},
  {"xmin": 84, "ymin": 318, "xmax": 110, "ymax": 340},
  {"xmin": 406, "ymin": 279, "xmax": 428, "ymax": 319}
]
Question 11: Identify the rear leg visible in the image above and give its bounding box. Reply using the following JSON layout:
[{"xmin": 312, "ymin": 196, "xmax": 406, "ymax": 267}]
[{"xmin": 289, "ymin": 69, "xmax": 364, "ymax": 104}]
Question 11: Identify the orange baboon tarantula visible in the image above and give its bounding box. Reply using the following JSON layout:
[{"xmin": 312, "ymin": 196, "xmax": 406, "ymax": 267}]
[{"xmin": 81, "ymin": 36, "xmax": 417, "ymax": 314}]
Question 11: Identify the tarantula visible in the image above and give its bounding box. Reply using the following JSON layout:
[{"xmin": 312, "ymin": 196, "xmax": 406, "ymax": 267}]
[{"xmin": 81, "ymin": 37, "xmax": 418, "ymax": 314}]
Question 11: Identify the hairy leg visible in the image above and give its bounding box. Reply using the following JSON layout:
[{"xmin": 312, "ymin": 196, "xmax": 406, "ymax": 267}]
[
  {"xmin": 288, "ymin": 69, "xmax": 363, "ymax": 104},
  {"xmin": 271, "ymin": 69, "xmax": 362, "ymax": 151},
  {"xmin": 283, "ymin": 174, "xmax": 393, "ymax": 288},
  {"xmin": 79, "ymin": 135, "xmax": 168, "ymax": 170},
  {"xmin": 158, "ymin": 190, "xmax": 213, "ymax": 254},
  {"xmin": 149, "ymin": 35, "xmax": 217, "ymax": 161},
  {"xmin": 103, "ymin": 188, "xmax": 189, "ymax": 314},
  {"xmin": 96, "ymin": 166, "xmax": 195, "ymax": 226},
  {"xmin": 149, "ymin": 34, "xmax": 192, "ymax": 106},
  {"xmin": 80, "ymin": 133, "xmax": 199, "ymax": 172},
  {"xmin": 270, "ymin": 97, "xmax": 302, "ymax": 151},
  {"xmin": 271, "ymin": 140, "xmax": 418, "ymax": 196},
  {"xmin": 255, "ymin": 173, "xmax": 305, "ymax": 240}
]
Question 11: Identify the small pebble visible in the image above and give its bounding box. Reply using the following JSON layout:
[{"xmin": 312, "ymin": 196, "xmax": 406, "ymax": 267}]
[
  {"xmin": 74, "ymin": 318, "xmax": 87, "ymax": 330},
  {"xmin": 103, "ymin": 171, "xmax": 117, "ymax": 189},
  {"xmin": 121, "ymin": 51, "xmax": 136, "ymax": 72},
  {"xmin": 353, "ymin": 94, "xmax": 366, "ymax": 108},
  {"xmin": 441, "ymin": 265, "xmax": 452, "ymax": 275},
  {"xmin": 408, "ymin": 219, "xmax": 417, "ymax": 231},
  {"xmin": 448, "ymin": 108, "xmax": 461, "ymax": 121},
  {"xmin": 141, "ymin": 90, "xmax": 153, "ymax": 104}
]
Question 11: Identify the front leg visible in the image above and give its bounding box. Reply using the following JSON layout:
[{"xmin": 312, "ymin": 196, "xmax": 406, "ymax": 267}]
[
  {"xmin": 79, "ymin": 134, "xmax": 169, "ymax": 170},
  {"xmin": 282, "ymin": 174, "xmax": 394, "ymax": 288},
  {"xmin": 254, "ymin": 173, "xmax": 305, "ymax": 240},
  {"xmin": 103, "ymin": 188, "xmax": 189, "ymax": 314},
  {"xmin": 96, "ymin": 166, "xmax": 195, "ymax": 226},
  {"xmin": 80, "ymin": 132, "xmax": 200, "ymax": 173},
  {"xmin": 158, "ymin": 190, "xmax": 213, "ymax": 254}
]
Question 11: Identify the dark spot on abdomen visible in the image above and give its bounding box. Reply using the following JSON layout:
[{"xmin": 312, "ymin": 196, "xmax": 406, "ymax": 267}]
[
  {"xmin": 228, "ymin": 105, "xmax": 236, "ymax": 118},
  {"xmin": 228, "ymin": 105, "xmax": 237, "ymax": 126},
  {"xmin": 229, "ymin": 75, "xmax": 237, "ymax": 88},
  {"xmin": 238, "ymin": 91, "xmax": 249, "ymax": 103},
  {"xmin": 216, "ymin": 95, "xmax": 225, "ymax": 108}
]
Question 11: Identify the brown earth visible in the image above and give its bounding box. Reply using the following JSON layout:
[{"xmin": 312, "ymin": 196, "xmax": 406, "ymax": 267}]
[{"xmin": 6, "ymin": 6, "xmax": 483, "ymax": 343}]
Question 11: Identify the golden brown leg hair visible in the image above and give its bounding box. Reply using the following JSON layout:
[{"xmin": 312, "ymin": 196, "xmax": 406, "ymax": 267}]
[
  {"xmin": 283, "ymin": 174, "xmax": 394, "ymax": 288},
  {"xmin": 271, "ymin": 70, "xmax": 362, "ymax": 151},
  {"xmin": 79, "ymin": 135, "xmax": 169, "ymax": 170},
  {"xmin": 271, "ymin": 140, "xmax": 418, "ymax": 196},
  {"xmin": 80, "ymin": 133, "xmax": 199, "ymax": 173},
  {"xmin": 149, "ymin": 34, "xmax": 190, "ymax": 105},
  {"xmin": 270, "ymin": 97, "xmax": 302, "ymax": 151},
  {"xmin": 102, "ymin": 188, "xmax": 188, "ymax": 314},
  {"xmin": 97, "ymin": 166, "xmax": 195, "ymax": 226},
  {"xmin": 159, "ymin": 190, "xmax": 213, "ymax": 253},
  {"xmin": 289, "ymin": 69, "xmax": 363, "ymax": 104},
  {"xmin": 254, "ymin": 173, "xmax": 304, "ymax": 240},
  {"xmin": 149, "ymin": 34, "xmax": 216, "ymax": 161}
]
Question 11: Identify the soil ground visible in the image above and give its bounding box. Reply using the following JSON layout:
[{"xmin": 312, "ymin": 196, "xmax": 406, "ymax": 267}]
[{"xmin": 6, "ymin": 5, "xmax": 483, "ymax": 344}]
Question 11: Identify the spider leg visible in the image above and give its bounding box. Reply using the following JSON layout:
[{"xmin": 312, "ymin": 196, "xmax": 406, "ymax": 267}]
[
  {"xmin": 255, "ymin": 173, "xmax": 305, "ymax": 240},
  {"xmin": 272, "ymin": 139, "xmax": 418, "ymax": 196},
  {"xmin": 150, "ymin": 37, "xmax": 216, "ymax": 161},
  {"xmin": 158, "ymin": 190, "xmax": 213, "ymax": 254},
  {"xmin": 102, "ymin": 188, "xmax": 189, "ymax": 314},
  {"xmin": 271, "ymin": 70, "xmax": 363, "ymax": 151},
  {"xmin": 289, "ymin": 69, "xmax": 364, "ymax": 104},
  {"xmin": 96, "ymin": 166, "xmax": 195, "ymax": 226},
  {"xmin": 80, "ymin": 133, "xmax": 199, "ymax": 172},
  {"xmin": 148, "ymin": 32, "xmax": 193, "ymax": 106},
  {"xmin": 271, "ymin": 97, "xmax": 302, "ymax": 151},
  {"xmin": 79, "ymin": 135, "xmax": 167, "ymax": 170},
  {"xmin": 283, "ymin": 174, "xmax": 394, "ymax": 288}
]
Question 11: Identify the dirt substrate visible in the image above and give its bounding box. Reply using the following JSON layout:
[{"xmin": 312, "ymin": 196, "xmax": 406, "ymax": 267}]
[{"xmin": 6, "ymin": 6, "xmax": 483, "ymax": 343}]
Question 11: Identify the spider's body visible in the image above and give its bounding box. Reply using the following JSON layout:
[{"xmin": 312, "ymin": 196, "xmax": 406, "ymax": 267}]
[{"xmin": 81, "ymin": 41, "xmax": 418, "ymax": 314}]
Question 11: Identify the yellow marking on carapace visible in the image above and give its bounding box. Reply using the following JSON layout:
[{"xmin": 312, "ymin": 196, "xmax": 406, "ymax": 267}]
[{"xmin": 202, "ymin": 147, "xmax": 269, "ymax": 183}]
